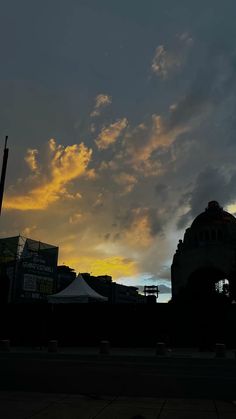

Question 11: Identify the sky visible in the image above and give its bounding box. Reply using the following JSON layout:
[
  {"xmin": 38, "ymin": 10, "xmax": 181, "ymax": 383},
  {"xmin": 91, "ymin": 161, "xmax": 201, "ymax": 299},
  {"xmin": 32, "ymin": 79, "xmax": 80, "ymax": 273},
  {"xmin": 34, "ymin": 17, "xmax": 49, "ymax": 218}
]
[{"xmin": 1, "ymin": 0, "xmax": 236, "ymax": 300}]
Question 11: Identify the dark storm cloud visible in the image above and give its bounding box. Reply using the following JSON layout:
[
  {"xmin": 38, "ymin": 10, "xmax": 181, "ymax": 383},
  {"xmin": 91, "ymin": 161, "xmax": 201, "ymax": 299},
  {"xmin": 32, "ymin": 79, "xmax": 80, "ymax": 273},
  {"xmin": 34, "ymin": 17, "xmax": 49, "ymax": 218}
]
[
  {"xmin": 167, "ymin": 49, "xmax": 236, "ymax": 133},
  {"xmin": 177, "ymin": 167, "xmax": 236, "ymax": 229},
  {"xmin": 155, "ymin": 183, "xmax": 169, "ymax": 201},
  {"xmin": 189, "ymin": 168, "xmax": 230, "ymax": 215},
  {"xmin": 148, "ymin": 208, "xmax": 165, "ymax": 237},
  {"xmin": 157, "ymin": 39, "xmax": 236, "ymax": 235}
]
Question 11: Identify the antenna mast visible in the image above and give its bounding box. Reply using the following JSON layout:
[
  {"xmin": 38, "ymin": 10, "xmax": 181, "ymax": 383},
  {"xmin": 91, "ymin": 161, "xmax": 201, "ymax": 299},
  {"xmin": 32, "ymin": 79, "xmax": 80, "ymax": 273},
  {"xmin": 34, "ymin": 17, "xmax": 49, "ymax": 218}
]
[{"xmin": 0, "ymin": 136, "xmax": 9, "ymax": 215}]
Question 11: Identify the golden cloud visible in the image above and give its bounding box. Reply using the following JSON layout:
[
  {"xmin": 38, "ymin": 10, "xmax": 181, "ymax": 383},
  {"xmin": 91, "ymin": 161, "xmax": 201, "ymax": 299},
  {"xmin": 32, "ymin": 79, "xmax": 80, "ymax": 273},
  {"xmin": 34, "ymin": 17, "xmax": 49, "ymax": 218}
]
[
  {"xmin": 4, "ymin": 139, "xmax": 92, "ymax": 211},
  {"xmin": 22, "ymin": 225, "xmax": 37, "ymax": 237},
  {"xmin": 95, "ymin": 118, "xmax": 128, "ymax": 150},
  {"xmin": 91, "ymin": 93, "xmax": 112, "ymax": 117},
  {"xmin": 60, "ymin": 254, "xmax": 137, "ymax": 279},
  {"xmin": 140, "ymin": 115, "xmax": 188, "ymax": 158},
  {"xmin": 125, "ymin": 208, "xmax": 153, "ymax": 248},
  {"xmin": 24, "ymin": 149, "xmax": 39, "ymax": 173},
  {"xmin": 113, "ymin": 172, "xmax": 137, "ymax": 194},
  {"xmin": 69, "ymin": 212, "xmax": 83, "ymax": 225},
  {"xmin": 126, "ymin": 114, "xmax": 189, "ymax": 172}
]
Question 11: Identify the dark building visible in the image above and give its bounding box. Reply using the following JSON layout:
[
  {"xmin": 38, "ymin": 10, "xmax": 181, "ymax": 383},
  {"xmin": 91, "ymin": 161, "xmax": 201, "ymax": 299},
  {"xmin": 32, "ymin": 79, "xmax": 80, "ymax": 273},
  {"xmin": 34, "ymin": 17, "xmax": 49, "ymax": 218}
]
[
  {"xmin": 56, "ymin": 265, "xmax": 76, "ymax": 292},
  {"xmin": 112, "ymin": 282, "xmax": 141, "ymax": 303},
  {"xmin": 0, "ymin": 236, "xmax": 58, "ymax": 303},
  {"xmin": 81, "ymin": 273, "xmax": 141, "ymax": 303},
  {"xmin": 171, "ymin": 201, "xmax": 236, "ymax": 302}
]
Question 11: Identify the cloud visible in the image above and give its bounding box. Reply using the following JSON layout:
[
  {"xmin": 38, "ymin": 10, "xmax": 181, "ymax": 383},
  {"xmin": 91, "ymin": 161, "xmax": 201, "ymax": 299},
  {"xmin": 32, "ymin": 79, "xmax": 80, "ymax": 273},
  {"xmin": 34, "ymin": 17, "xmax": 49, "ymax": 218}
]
[
  {"xmin": 95, "ymin": 118, "xmax": 128, "ymax": 149},
  {"xmin": 89, "ymin": 256, "xmax": 137, "ymax": 278},
  {"xmin": 123, "ymin": 113, "xmax": 189, "ymax": 175},
  {"xmin": 59, "ymin": 253, "xmax": 137, "ymax": 279},
  {"xmin": 151, "ymin": 45, "xmax": 181, "ymax": 78},
  {"xmin": 113, "ymin": 172, "xmax": 137, "ymax": 194},
  {"xmin": 151, "ymin": 33, "xmax": 193, "ymax": 79},
  {"xmin": 38, "ymin": 42, "xmax": 236, "ymax": 284},
  {"xmin": 124, "ymin": 209, "xmax": 153, "ymax": 248},
  {"xmin": 121, "ymin": 207, "xmax": 164, "ymax": 248},
  {"xmin": 4, "ymin": 139, "xmax": 93, "ymax": 211},
  {"xmin": 157, "ymin": 265, "xmax": 172, "ymax": 281},
  {"xmin": 69, "ymin": 212, "xmax": 83, "ymax": 225},
  {"xmin": 24, "ymin": 149, "xmax": 39, "ymax": 173},
  {"xmin": 178, "ymin": 32, "xmax": 193, "ymax": 46},
  {"xmin": 90, "ymin": 93, "xmax": 112, "ymax": 117},
  {"xmin": 167, "ymin": 51, "xmax": 236, "ymax": 132},
  {"xmin": 4, "ymin": 27, "xmax": 236, "ymax": 289},
  {"xmin": 123, "ymin": 47, "xmax": 236, "ymax": 179},
  {"xmin": 22, "ymin": 225, "xmax": 37, "ymax": 237},
  {"xmin": 177, "ymin": 167, "xmax": 236, "ymax": 229}
]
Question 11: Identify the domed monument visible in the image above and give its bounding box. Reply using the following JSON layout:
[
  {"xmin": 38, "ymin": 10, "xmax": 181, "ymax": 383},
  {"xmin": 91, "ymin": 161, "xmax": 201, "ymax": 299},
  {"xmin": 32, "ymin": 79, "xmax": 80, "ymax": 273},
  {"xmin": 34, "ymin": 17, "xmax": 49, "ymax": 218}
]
[{"xmin": 171, "ymin": 201, "xmax": 236, "ymax": 302}]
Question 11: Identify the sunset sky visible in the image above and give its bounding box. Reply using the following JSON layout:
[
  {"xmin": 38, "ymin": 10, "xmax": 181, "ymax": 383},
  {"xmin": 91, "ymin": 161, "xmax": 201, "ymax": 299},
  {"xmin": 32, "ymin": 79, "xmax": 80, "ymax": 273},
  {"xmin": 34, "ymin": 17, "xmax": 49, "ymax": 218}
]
[{"xmin": 1, "ymin": 1, "xmax": 236, "ymax": 298}]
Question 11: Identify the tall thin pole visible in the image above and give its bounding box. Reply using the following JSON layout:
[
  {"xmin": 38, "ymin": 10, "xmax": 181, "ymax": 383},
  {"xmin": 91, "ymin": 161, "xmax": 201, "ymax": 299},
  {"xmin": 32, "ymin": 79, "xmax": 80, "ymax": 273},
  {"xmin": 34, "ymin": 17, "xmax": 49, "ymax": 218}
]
[{"xmin": 0, "ymin": 136, "xmax": 9, "ymax": 215}]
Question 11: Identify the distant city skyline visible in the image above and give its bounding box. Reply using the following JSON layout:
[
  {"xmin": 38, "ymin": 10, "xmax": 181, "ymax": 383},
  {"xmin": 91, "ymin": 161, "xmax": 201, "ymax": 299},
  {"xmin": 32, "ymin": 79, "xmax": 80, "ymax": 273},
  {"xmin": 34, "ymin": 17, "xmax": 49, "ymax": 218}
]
[{"xmin": 1, "ymin": 1, "xmax": 236, "ymax": 292}]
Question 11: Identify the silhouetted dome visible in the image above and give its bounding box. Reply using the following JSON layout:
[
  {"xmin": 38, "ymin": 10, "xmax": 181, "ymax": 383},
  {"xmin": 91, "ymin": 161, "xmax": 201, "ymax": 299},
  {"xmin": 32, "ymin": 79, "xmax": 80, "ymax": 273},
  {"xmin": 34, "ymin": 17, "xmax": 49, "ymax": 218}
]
[{"xmin": 191, "ymin": 201, "xmax": 236, "ymax": 228}]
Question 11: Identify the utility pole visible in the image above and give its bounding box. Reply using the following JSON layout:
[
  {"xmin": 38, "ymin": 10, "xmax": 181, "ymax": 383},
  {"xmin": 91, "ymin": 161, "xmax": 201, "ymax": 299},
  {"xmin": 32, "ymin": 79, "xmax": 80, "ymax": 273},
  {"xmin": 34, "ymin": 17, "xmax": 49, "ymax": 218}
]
[{"xmin": 0, "ymin": 136, "xmax": 9, "ymax": 215}]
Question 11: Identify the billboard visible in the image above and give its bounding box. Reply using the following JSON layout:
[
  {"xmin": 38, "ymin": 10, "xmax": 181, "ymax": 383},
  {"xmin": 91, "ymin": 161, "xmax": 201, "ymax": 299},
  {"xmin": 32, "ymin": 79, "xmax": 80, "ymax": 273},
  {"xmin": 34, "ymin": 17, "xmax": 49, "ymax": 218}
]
[
  {"xmin": 18, "ymin": 238, "xmax": 58, "ymax": 300},
  {"xmin": 0, "ymin": 236, "xmax": 59, "ymax": 302}
]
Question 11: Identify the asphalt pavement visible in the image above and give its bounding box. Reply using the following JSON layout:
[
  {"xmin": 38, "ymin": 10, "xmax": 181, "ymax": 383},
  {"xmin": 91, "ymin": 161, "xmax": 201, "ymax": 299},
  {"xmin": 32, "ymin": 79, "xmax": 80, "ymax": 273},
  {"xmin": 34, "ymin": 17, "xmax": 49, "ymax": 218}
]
[{"xmin": 0, "ymin": 347, "xmax": 236, "ymax": 400}]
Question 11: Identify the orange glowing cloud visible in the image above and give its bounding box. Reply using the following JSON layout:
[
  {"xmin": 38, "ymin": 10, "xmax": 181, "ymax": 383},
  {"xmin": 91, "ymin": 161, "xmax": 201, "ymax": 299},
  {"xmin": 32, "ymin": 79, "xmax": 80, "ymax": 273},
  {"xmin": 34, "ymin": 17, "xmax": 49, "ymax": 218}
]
[
  {"xmin": 125, "ymin": 209, "xmax": 153, "ymax": 248},
  {"xmin": 113, "ymin": 172, "xmax": 137, "ymax": 194},
  {"xmin": 90, "ymin": 93, "xmax": 112, "ymax": 117},
  {"xmin": 125, "ymin": 114, "xmax": 190, "ymax": 173},
  {"xmin": 138, "ymin": 115, "xmax": 186, "ymax": 159},
  {"xmin": 24, "ymin": 149, "xmax": 39, "ymax": 173},
  {"xmin": 4, "ymin": 140, "xmax": 93, "ymax": 211},
  {"xmin": 95, "ymin": 118, "xmax": 128, "ymax": 150},
  {"xmin": 89, "ymin": 256, "xmax": 137, "ymax": 278},
  {"xmin": 60, "ymin": 254, "xmax": 137, "ymax": 279}
]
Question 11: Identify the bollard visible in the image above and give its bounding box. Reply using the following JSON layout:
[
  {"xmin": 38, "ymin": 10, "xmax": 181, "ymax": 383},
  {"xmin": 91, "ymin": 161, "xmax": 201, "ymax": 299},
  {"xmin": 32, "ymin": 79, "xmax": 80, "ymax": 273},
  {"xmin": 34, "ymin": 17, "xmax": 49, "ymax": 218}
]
[
  {"xmin": 215, "ymin": 343, "xmax": 226, "ymax": 358},
  {"xmin": 0, "ymin": 340, "xmax": 10, "ymax": 352},
  {"xmin": 156, "ymin": 342, "xmax": 166, "ymax": 356},
  {"xmin": 48, "ymin": 340, "xmax": 58, "ymax": 353},
  {"xmin": 99, "ymin": 340, "xmax": 110, "ymax": 355}
]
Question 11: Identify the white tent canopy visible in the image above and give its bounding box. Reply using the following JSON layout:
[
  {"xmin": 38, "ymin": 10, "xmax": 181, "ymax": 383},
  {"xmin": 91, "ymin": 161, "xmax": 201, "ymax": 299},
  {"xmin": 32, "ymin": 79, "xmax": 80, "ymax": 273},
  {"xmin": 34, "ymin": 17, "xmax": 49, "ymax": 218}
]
[{"xmin": 48, "ymin": 274, "xmax": 108, "ymax": 303}]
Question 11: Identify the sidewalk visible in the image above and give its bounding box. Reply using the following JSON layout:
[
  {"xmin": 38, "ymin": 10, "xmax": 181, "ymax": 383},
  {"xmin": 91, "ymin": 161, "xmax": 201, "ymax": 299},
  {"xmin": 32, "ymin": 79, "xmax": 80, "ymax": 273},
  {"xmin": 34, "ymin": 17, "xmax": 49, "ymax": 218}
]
[{"xmin": 0, "ymin": 391, "xmax": 236, "ymax": 418}]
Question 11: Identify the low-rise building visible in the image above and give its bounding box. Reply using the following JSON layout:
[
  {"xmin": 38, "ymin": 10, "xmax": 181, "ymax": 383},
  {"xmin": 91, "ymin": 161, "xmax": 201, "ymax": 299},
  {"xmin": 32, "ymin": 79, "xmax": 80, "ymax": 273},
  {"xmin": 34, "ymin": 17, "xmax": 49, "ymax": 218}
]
[
  {"xmin": 81, "ymin": 273, "xmax": 141, "ymax": 303},
  {"xmin": 56, "ymin": 265, "xmax": 76, "ymax": 292}
]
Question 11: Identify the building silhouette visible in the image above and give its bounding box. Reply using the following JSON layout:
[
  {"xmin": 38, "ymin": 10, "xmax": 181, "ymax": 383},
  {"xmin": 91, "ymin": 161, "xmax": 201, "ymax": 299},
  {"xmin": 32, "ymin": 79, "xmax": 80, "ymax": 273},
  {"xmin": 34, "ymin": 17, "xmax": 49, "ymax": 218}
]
[
  {"xmin": 81, "ymin": 273, "xmax": 143, "ymax": 303},
  {"xmin": 56, "ymin": 265, "xmax": 76, "ymax": 292},
  {"xmin": 171, "ymin": 201, "xmax": 236, "ymax": 302},
  {"xmin": 0, "ymin": 236, "xmax": 146, "ymax": 304}
]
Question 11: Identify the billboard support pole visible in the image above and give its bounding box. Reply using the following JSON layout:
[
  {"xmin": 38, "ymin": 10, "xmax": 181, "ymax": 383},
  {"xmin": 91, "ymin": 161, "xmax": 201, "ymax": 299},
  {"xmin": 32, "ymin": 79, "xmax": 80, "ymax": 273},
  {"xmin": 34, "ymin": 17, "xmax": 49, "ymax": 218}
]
[{"xmin": 0, "ymin": 136, "xmax": 9, "ymax": 216}]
